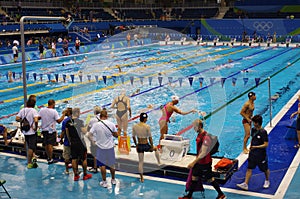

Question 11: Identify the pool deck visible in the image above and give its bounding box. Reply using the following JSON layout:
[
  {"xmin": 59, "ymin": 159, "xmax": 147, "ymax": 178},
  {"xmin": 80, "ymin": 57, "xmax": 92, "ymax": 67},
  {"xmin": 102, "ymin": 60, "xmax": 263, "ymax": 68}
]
[{"xmin": 1, "ymin": 90, "xmax": 300, "ymax": 198}]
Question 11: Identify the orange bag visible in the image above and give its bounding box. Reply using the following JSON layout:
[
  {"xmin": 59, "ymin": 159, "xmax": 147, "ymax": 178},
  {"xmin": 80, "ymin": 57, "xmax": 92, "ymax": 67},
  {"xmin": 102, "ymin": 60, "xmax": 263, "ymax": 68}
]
[
  {"xmin": 214, "ymin": 158, "xmax": 233, "ymax": 170},
  {"xmin": 117, "ymin": 136, "xmax": 130, "ymax": 155}
]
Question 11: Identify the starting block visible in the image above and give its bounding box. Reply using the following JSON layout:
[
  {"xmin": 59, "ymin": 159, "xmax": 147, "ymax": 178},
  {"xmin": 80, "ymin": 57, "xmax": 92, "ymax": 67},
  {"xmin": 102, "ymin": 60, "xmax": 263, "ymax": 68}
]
[{"xmin": 160, "ymin": 135, "xmax": 190, "ymax": 161}]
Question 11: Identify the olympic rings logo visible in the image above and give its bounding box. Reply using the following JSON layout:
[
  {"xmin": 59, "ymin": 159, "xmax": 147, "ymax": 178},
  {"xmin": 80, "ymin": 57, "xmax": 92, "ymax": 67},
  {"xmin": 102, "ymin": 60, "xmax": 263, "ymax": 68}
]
[{"xmin": 253, "ymin": 21, "xmax": 273, "ymax": 31}]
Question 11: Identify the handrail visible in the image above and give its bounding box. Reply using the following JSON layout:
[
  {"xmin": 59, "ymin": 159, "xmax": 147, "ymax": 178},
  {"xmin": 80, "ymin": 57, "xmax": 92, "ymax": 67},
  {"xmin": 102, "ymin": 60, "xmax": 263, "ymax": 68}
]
[{"xmin": 20, "ymin": 16, "xmax": 66, "ymax": 106}]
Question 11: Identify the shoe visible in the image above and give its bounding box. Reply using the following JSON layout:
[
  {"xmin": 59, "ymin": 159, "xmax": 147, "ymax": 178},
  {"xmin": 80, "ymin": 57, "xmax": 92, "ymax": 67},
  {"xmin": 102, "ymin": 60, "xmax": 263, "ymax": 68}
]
[
  {"xmin": 263, "ymin": 180, "xmax": 270, "ymax": 189},
  {"xmin": 111, "ymin": 179, "xmax": 116, "ymax": 185},
  {"xmin": 294, "ymin": 144, "xmax": 300, "ymax": 148},
  {"xmin": 74, "ymin": 175, "xmax": 80, "ymax": 181},
  {"xmin": 100, "ymin": 181, "xmax": 108, "ymax": 188},
  {"xmin": 32, "ymin": 158, "xmax": 38, "ymax": 168},
  {"xmin": 27, "ymin": 163, "xmax": 33, "ymax": 169},
  {"xmin": 178, "ymin": 195, "xmax": 191, "ymax": 199},
  {"xmin": 216, "ymin": 194, "xmax": 226, "ymax": 199},
  {"xmin": 48, "ymin": 159, "xmax": 58, "ymax": 165},
  {"xmin": 64, "ymin": 170, "xmax": 71, "ymax": 175},
  {"xmin": 236, "ymin": 182, "xmax": 248, "ymax": 191},
  {"xmin": 88, "ymin": 167, "xmax": 98, "ymax": 173},
  {"xmin": 83, "ymin": 174, "xmax": 92, "ymax": 180}
]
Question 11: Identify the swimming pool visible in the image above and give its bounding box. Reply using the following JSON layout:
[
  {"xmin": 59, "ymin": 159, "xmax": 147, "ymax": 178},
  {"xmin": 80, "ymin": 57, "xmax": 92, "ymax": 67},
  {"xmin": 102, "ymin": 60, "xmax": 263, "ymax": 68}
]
[{"xmin": 1, "ymin": 38, "xmax": 300, "ymax": 159}]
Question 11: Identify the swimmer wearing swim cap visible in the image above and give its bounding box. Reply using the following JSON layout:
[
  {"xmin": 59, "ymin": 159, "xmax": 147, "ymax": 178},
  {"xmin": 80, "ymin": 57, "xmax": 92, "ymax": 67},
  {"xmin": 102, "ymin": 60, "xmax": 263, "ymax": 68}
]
[{"xmin": 158, "ymin": 95, "xmax": 197, "ymax": 141}]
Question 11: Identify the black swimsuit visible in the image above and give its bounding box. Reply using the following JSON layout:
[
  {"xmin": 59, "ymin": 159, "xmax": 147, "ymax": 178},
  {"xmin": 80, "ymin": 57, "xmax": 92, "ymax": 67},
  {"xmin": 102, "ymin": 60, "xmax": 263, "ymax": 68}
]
[{"xmin": 116, "ymin": 96, "xmax": 128, "ymax": 118}]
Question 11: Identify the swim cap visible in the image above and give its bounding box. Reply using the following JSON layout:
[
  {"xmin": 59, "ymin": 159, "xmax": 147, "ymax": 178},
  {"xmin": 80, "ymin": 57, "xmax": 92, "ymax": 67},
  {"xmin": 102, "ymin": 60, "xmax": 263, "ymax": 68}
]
[
  {"xmin": 171, "ymin": 95, "xmax": 180, "ymax": 102},
  {"xmin": 248, "ymin": 92, "xmax": 255, "ymax": 98},
  {"xmin": 140, "ymin": 112, "xmax": 148, "ymax": 121}
]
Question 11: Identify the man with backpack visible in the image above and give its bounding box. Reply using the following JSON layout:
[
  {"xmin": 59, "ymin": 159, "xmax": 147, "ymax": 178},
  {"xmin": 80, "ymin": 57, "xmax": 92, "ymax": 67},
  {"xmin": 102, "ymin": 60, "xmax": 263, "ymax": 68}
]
[
  {"xmin": 179, "ymin": 119, "xmax": 226, "ymax": 199},
  {"xmin": 16, "ymin": 98, "xmax": 39, "ymax": 169}
]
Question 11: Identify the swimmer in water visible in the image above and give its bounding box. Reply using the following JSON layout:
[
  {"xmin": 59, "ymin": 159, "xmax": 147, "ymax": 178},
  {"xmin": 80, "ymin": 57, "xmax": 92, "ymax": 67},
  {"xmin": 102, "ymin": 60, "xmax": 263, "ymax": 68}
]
[
  {"xmin": 76, "ymin": 56, "xmax": 88, "ymax": 64},
  {"xmin": 8, "ymin": 71, "xmax": 13, "ymax": 83},
  {"xmin": 130, "ymin": 89, "xmax": 140, "ymax": 96},
  {"xmin": 116, "ymin": 65, "xmax": 122, "ymax": 73}
]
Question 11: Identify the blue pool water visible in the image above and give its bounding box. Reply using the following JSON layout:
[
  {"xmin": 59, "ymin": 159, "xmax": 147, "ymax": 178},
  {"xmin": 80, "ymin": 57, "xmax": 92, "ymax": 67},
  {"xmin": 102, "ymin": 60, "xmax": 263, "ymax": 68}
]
[{"xmin": 1, "ymin": 44, "xmax": 300, "ymax": 159}]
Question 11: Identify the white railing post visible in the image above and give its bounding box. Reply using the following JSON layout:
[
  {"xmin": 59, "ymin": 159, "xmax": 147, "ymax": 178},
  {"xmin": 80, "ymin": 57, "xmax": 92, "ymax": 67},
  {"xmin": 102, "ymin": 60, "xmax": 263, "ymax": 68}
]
[{"xmin": 20, "ymin": 16, "xmax": 66, "ymax": 106}]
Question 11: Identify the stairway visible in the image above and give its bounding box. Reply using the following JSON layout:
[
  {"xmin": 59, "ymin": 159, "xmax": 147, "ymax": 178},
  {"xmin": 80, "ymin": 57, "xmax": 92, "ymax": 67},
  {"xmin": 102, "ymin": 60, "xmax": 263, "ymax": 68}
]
[
  {"xmin": 103, "ymin": 7, "xmax": 121, "ymax": 21},
  {"xmin": 216, "ymin": 6, "xmax": 229, "ymax": 19}
]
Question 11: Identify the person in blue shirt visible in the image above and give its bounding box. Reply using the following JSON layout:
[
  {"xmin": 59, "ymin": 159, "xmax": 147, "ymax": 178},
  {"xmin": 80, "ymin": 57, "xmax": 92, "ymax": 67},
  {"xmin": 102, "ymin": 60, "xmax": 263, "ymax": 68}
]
[
  {"xmin": 237, "ymin": 115, "xmax": 270, "ymax": 191},
  {"xmin": 60, "ymin": 108, "xmax": 72, "ymax": 174}
]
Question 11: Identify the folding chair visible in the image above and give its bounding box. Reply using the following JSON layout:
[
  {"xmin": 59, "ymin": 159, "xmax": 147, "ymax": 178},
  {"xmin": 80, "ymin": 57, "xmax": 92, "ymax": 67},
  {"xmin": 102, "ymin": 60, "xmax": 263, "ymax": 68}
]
[{"xmin": 0, "ymin": 180, "xmax": 11, "ymax": 198}]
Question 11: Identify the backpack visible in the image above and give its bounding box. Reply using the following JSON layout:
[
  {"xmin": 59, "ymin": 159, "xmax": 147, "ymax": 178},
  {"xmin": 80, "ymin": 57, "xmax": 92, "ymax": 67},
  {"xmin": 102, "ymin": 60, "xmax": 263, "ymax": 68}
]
[
  {"xmin": 20, "ymin": 110, "xmax": 31, "ymax": 132},
  {"xmin": 209, "ymin": 134, "xmax": 220, "ymax": 155},
  {"xmin": 21, "ymin": 117, "xmax": 31, "ymax": 131},
  {"xmin": 198, "ymin": 132, "xmax": 220, "ymax": 156}
]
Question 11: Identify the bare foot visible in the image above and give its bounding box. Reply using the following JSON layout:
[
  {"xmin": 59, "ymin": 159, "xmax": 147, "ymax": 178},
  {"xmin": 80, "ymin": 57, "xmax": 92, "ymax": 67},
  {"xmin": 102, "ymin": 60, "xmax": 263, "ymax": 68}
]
[
  {"xmin": 140, "ymin": 177, "xmax": 144, "ymax": 183},
  {"xmin": 243, "ymin": 148, "xmax": 249, "ymax": 154}
]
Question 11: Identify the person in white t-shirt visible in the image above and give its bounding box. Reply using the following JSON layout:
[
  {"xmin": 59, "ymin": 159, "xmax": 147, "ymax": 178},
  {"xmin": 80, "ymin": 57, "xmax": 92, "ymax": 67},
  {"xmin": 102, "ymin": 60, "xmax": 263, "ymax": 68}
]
[
  {"xmin": 38, "ymin": 99, "xmax": 65, "ymax": 164},
  {"xmin": 16, "ymin": 98, "xmax": 39, "ymax": 169},
  {"xmin": 51, "ymin": 40, "xmax": 56, "ymax": 57},
  {"xmin": 12, "ymin": 43, "xmax": 18, "ymax": 63},
  {"xmin": 86, "ymin": 106, "xmax": 102, "ymax": 173},
  {"xmin": 90, "ymin": 110, "xmax": 118, "ymax": 188}
]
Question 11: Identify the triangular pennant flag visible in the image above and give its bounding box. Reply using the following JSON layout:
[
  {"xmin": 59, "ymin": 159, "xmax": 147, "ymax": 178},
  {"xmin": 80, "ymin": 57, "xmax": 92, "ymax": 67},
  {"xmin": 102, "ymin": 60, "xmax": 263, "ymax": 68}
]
[
  {"xmin": 210, "ymin": 77, "xmax": 215, "ymax": 85},
  {"xmin": 70, "ymin": 74, "xmax": 75, "ymax": 83},
  {"xmin": 87, "ymin": 75, "xmax": 91, "ymax": 82},
  {"xmin": 79, "ymin": 75, "xmax": 83, "ymax": 82},
  {"xmin": 243, "ymin": 78, "xmax": 249, "ymax": 86},
  {"xmin": 39, "ymin": 74, "xmax": 43, "ymax": 81},
  {"xmin": 63, "ymin": 74, "xmax": 66, "ymax": 82},
  {"xmin": 120, "ymin": 75, "xmax": 124, "ymax": 84},
  {"xmin": 199, "ymin": 77, "xmax": 204, "ymax": 88},
  {"xmin": 33, "ymin": 73, "xmax": 37, "ymax": 81},
  {"xmin": 148, "ymin": 76, "xmax": 153, "ymax": 86},
  {"xmin": 26, "ymin": 73, "xmax": 29, "ymax": 80},
  {"xmin": 47, "ymin": 74, "xmax": 51, "ymax": 82},
  {"xmin": 130, "ymin": 76, "xmax": 134, "ymax": 85},
  {"xmin": 55, "ymin": 74, "xmax": 59, "ymax": 82},
  {"xmin": 255, "ymin": 78, "xmax": 260, "ymax": 87},
  {"xmin": 12, "ymin": 72, "xmax": 16, "ymax": 79},
  {"xmin": 95, "ymin": 75, "xmax": 99, "ymax": 82},
  {"xmin": 188, "ymin": 77, "xmax": 194, "ymax": 86},
  {"xmin": 140, "ymin": 76, "xmax": 144, "ymax": 85},
  {"xmin": 178, "ymin": 77, "xmax": 183, "ymax": 87},
  {"xmin": 112, "ymin": 76, "xmax": 117, "ymax": 84},
  {"xmin": 232, "ymin": 77, "xmax": 237, "ymax": 86},
  {"xmin": 168, "ymin": 77, "xmax": 173, "ymax": 83},
  {"xmin": 102, "ymin": 76, "xmax": 107, "ymax": 84},
  {"xmin": 158, "ymin": 76, "xmax": 163, "ymax": 86},
  {"xmin": 221, "ymin": 78, "xmax": 226, "ymax": 87}
]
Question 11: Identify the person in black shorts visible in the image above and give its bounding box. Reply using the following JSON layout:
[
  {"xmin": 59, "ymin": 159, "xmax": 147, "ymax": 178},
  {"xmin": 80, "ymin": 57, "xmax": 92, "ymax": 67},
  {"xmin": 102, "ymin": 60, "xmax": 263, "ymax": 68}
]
[
  {"xmin": 132, "ymin": 113, "xmax": 160, "ymax": 182},
  {"xmin": 179, "ymin": 119, "xmax": 225, "ymax": 199},
  {"xmin": 66, "ymin": 108, "xmax": 92, "ymax": 181},
  {"xmin": 237, "ymin": 115, "xmax": 270, "ymax": 191}
]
